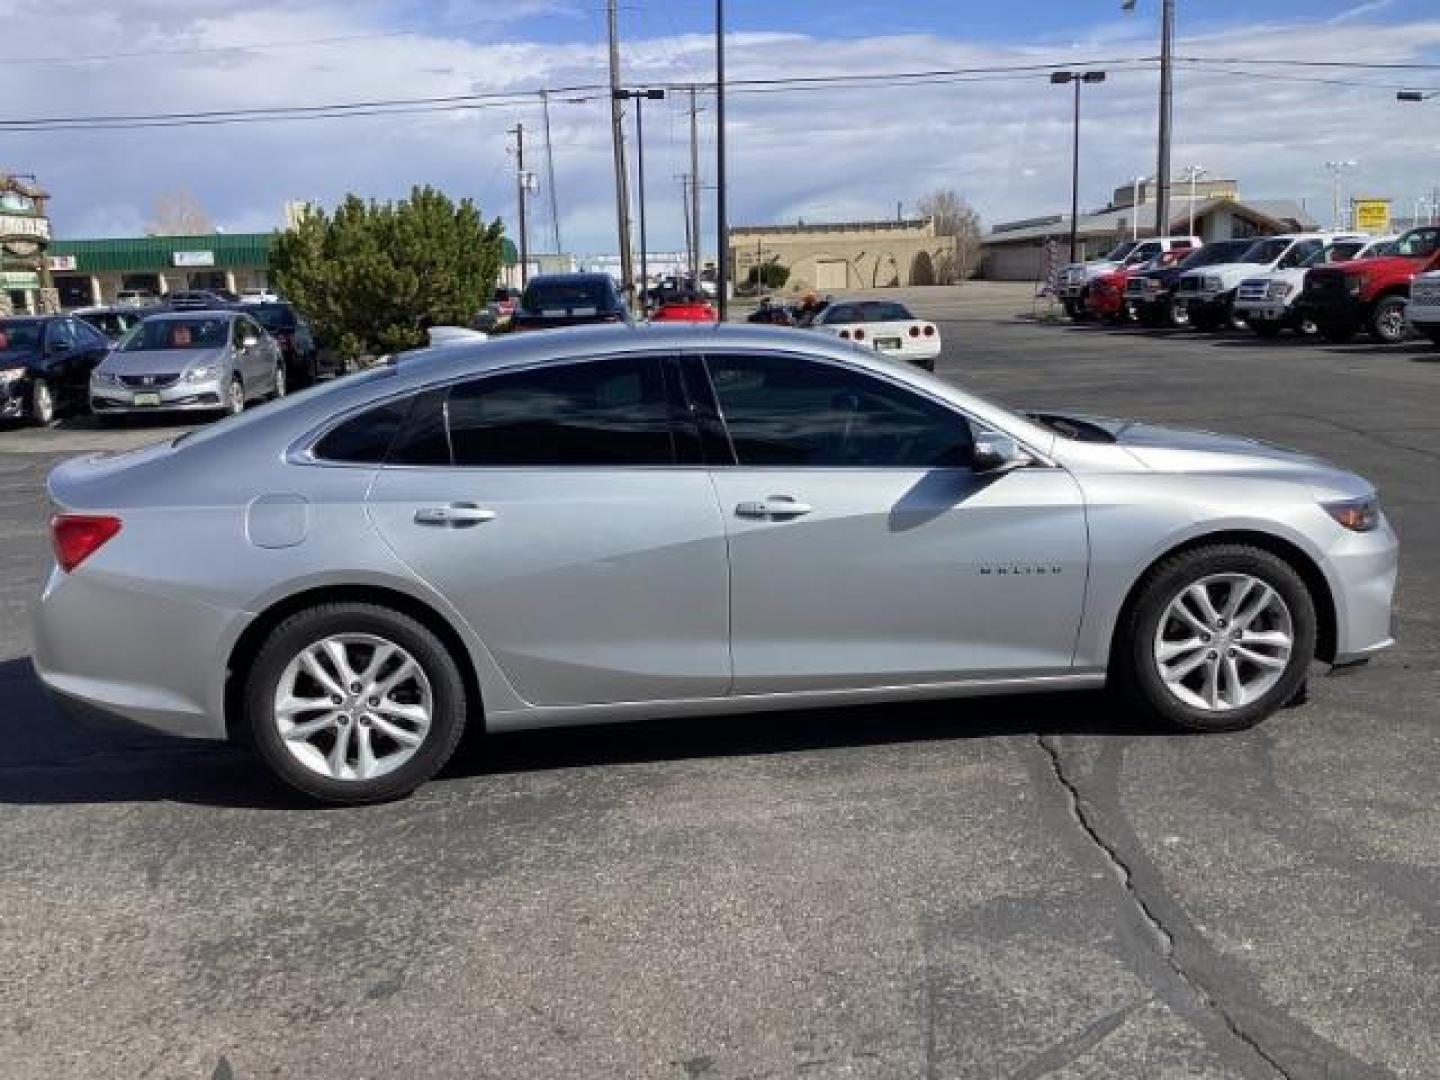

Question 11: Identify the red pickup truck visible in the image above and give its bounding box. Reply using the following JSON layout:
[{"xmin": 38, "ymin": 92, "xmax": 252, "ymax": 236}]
[{"xmin": 1299, "ymin": 226, "xmax": 1440, "ymax": 344}]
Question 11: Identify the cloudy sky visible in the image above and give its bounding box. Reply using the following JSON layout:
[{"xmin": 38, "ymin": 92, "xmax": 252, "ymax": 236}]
[{"xmin": 1, "ymin": 0, "xmax": 1437, "ymax": 254}]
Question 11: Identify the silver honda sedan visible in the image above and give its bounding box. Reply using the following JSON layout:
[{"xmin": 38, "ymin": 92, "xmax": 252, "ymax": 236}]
[{"xmin": 34, "ymin": 324, "xmax": 1397, "ymax": 803}]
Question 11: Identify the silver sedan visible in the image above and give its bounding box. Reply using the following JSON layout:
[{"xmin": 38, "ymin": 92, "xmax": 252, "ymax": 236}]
[{"xmin": 34, "ymin": 324, "xmax": 1397, "ymax": 803}]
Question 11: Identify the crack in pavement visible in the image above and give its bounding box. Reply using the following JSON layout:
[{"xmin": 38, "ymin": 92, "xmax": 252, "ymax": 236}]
[{"xmin": 1036, "ymin": 733, "xmax": 1293, "ymax": 1080}]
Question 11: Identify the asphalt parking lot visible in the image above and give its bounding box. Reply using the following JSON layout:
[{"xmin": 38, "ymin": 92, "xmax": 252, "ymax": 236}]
[{"xmin": 2, "ymin": 285, "xmax": 1437, "ymax": 1079}]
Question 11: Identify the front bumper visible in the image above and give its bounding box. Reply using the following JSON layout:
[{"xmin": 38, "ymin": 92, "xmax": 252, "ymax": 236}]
[
  {"xmin": 1, "ymin": 375, "xmax": 33, "ymax": 418},
  {"xmin": 1325, "ymin": 515, "xmax": 1400, "ymax": 665},
  {"xmin": 1233, "ymin": 300, "xmax": 1293, "ymax": 323},
  {"xmin": 90, "ymin": 377, "xmax": 224, "ymax": 414}
]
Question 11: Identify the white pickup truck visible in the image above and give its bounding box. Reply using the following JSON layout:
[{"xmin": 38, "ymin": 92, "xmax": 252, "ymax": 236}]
[
  {"xmin": 1059, "ymin": 236, "xmax": 1200, "ymax": 320},
  {"xmin": 1407, "ymin": 270, "xmax": 1440, "ymax": 347},
  {"xmin": 1174, "ymin": 233, "xmax": 1345, "ymax": 332},
  {"xmin": 1233, "ymin": 235, "xmax": 1387, "ymax": 338}
]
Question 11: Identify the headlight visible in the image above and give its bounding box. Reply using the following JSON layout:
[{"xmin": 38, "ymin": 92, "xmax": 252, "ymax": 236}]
[
  {"xmin": 0, "ymin": 367, "xmax": 24, "ymax": 387},
  {"xmin": 91, "ymin": 369, "xmax": 120, "ymax": 386},
  {"xmin": 183, "ymin": 364, "xmax": 221, "ymax": 383},
  {"xmin": 1268, "ymin": 282, "xmax": 1295, "ymax": 300},
  {"xmin": 1323, "ymin": 496, "xmax": 1381, "ymax": 533},
  {"xmin": 1203, "ymin": 276, "xmax": 1223, "ymax": 293}
]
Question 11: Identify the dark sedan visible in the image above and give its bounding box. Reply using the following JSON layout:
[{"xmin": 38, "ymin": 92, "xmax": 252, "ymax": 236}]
[
  {"xmin": 509, "ymin": 273, "xmax": 630, "ymax": 332},
  {"xmin": 0, "ymin": 315, "xmax": 111, "ymax": 425},
  {"xmin": 249, "ymin": 302, "xmax": 329, "ymax": 387}
]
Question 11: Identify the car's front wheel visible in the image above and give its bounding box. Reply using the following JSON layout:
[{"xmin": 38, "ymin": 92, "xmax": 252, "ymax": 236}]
[
  {"xmin": 272, "ymin": 362, "xmax": 287, "ymax": 400},
  {"xmin": 1370, "ymin": 296, "xmax": 1410, "ymax": 345},
  {"xmin": 245, "ymin": 603, "xmax": 469, "ymax": 803},
  {"xmin": 30, "ymin": 378, "xmax": 56, "ymax": 426},
  {"xmin": 1114, "ymin": 545, "xmax": 1316, "ymax": 732},
  {"xmin": 225, "ymin": 376, "xmax": 245, "ymax": 416}
]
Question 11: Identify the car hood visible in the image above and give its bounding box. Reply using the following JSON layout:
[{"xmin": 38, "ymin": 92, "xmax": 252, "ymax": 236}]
[
  {"xmin": 1180, "ymin": 261, "xmax": 1267, "ymax": 279},
  {"xmin": 1317, "ymin": 253, "xmax": 1430, "ymax": 277},
  {"xmin": 1033, "ymin": 410, "xmax": 1341, "ymax": 476},
  {"xmin": 100, "ymin": 346, "xmax": 227, "ymax": 375}
]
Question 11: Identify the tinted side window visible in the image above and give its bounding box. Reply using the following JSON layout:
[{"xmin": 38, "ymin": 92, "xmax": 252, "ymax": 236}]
[
  {"xmin": 313, "ymin": 398, "xmax": 412, "ymax": 463},
  {"xmin": 446, "ymin": 355, "xmax": 675, "ymax": 467},
  {"xmin": 706, "ymin": 353, "xmax": 973, "ymax": 468},
  {"xmin": 47, "ymin": 320, "xmax": 75, "ymax": 349}
]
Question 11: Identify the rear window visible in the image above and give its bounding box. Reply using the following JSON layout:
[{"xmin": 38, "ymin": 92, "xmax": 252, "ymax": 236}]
[
  {"xmin": 251, "ymin": 304, "xmax": 297, "ymax": 331},
  {"xmin": 521, "ymin": 278, "xmax": 613, "ymax": 313}
]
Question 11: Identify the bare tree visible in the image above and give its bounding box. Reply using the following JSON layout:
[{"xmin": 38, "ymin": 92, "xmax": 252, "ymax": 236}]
[
  {"xmin": 147, "ymin": 189, "xmax": 214, "ymax": 236},
  {"xmin": 916, "ymin": 189, "xmax": 983, "ymax": 283}
]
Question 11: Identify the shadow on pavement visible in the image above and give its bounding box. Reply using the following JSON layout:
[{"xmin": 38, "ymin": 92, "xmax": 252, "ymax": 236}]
[{"xmin": 0, "ymin": 653, "xmax": 1180, "ymax": 810}]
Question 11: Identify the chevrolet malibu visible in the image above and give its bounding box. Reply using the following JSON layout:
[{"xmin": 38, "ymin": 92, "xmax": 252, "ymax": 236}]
[{"xmin": 34, "ymin": 324, "xmax": 1397, "ymax": 803}]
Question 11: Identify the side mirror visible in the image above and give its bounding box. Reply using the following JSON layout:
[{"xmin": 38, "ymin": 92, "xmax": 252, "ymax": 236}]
[
  {"xmin": 972, "ymin": 431, "xmax": 1032, "ymax": 475},
  {"xmin": 240, "ymin": 335, "xmax": 259, "ymax": 349}
]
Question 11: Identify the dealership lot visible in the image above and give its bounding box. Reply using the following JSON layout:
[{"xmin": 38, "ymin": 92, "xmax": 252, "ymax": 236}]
[{"xmin": 2, "ymin": 288, "xmax": 1438, "ymax": 1078}]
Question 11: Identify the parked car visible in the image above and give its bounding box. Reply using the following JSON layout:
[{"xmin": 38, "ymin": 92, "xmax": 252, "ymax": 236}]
[
  {"xmin": 73, "ymin": 305, "xmax": 151, "ymax": 345},
  {"xmin": 0, "ymin": 314, "xmax": 111, "ymax": 424},
  {"xmin": 1124, "ymin": 240, "xmax": 1256, "ymax": 328},
  {"xmin": 808, "ymin": 299, "xmax": 941, "ymax": 370},
  {"xmin": 747, "ymin": 297, "xmax": 797, "ymax": 326},
  {"xmin": 33, "ymin": 323, "xmax": 1396, "ymax": 804},
  {"xmin": 89, "ymin": 309, "xmax": 285, "ymax": 420},
  {"xmin": 166, "ymin": 289, "xmax": 233, "ymax": 311},
  {"xmin": 1059, "ymin": 236, "xmax": 1201, "ymax": 320},
  {"xmin": 249, "ymin": 302, "xmax": 326, "ymax": 387},
  {"xmin": 1086, "ymin": 249, "xmax": 1189, "ymax": 323},
  {"xmin": 1406, "ymin": 269, "xmax": 1440, "ymax": 346},
  {"xmin": 115, "ymin": 289, "xmax": 157, "ymax": 307},
  {"xmin": 508, "ymin": 273, "xmax": 630, "ymax": 332},
  {"xmin": 240, "ymin": 288, "xmax": 282, "ymax": 305},
  {"xmin": 650, "ymin": 293, "xmax": 718, "ymax": 323},
  {"xmin": 1234, "ymin": 236, "xmax": 1391, "ymax": 338},
  {"xmin": 1298, "ymin": 226, "xmax": 1440, "ymax": 344},
  {"xmin": 1175, "ymin": 233, "xmax": 1339, "ymax": 332}
]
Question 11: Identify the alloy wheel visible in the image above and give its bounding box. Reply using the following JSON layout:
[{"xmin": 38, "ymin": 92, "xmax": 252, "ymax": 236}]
[
  {"xmin": 1152, "ymin": 573, "xmax": 1294, "ymax": 712},
  {"xmin": 1374, "ymin": 299, "xmax": 1409, "ymax": 344},
  {"xmin": 273, "ymin": 364, "xmax": 287, "ymax": 399},
  {"xmin": 272, "ymin": 633, "xmax": 433, "ymax": 782},
  {"xmin": 228, "ymin": 378, "xmax": 245, "ymax": 415},
  {"xmin": 32, "ymin": 379, "xmax": 54, "ymax": 424}
]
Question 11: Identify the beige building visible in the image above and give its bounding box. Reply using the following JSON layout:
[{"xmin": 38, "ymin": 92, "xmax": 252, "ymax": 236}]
[{"xmin": 728, "ymin": 218, "xmax": 958, "ymax": 293}]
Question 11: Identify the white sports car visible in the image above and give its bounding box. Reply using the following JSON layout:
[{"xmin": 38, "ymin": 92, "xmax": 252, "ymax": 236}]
[{"xmin": 809, "ymin": 300, "xmax": 941, "ymax": 370}]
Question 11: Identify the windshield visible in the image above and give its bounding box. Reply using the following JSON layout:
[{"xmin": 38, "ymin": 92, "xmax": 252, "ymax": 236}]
[
  {"xmin": 1239, "ymin": 238, "xmax": 1293, "ymax": 265},
  {"xmin": 1102, "ymin": 241, "xmax": 1139, "ymax": 262},
  {"xmin": 1392, "ymin": 228, "xmax": 1440, "ymax": 258},
  {"xmin": 1312, "ymin": 242, "xmax": 1363, "ymax": 265},
  {"xmin": 1178, "ymin": 242, "xmax": 1249, "ymax": 269},
  {"xmin": 121, "ymin": 317, "xmax": 229, "ymax": 352},
  {"xmin": 0, "ymin": 320, "xmax": 42, "ymax": 354},
  {"xmin": 250, "ymin": 305, "xmax": 296, "ymax": 331},
  {"xmin": 523, "ymin": 279, "xmax": 611, "ymax": 311}
]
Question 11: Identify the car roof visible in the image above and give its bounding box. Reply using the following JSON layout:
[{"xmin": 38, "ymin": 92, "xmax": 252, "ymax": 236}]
[
  {"xmin": 525, "ymin": 272, "xmax": 615, "ymax": 285},
  {"xmin": 144, "ymin": 309, "xmax": 239, "ymax": 323}
]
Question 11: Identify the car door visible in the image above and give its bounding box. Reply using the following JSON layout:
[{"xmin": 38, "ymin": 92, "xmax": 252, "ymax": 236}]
[
  {"xmin": 696, "ymin": 350, "xmax": 1089, "ymax": 694},
  {"xmin": 365, "ymin": 353, "xmax": 732, "ymax": 707},
  {"xmin": 39, "ymin": 319, "xmax": 80, "ymax": 406},
  {"xmin": 66, "ymin": 320, "xmax": 109, "ymax": 408}
]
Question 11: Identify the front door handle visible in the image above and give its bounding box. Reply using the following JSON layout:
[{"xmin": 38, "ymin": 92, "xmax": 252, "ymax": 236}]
[
  {"xmin": 414, "ymin": 503, "xmax": 497, "ymax": 527},
  {"xmin": 735, "ymin": 496, "xmax": 813, "ymax": 519}
]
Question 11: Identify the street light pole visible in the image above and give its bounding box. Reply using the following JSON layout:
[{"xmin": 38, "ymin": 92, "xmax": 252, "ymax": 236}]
[
  {"xmin": 715, "ymin": 0, "xmax": 728, "ymax": 321},
  {"xmin": 1051, "ymin": 71, "xmax": 1107, "ymax": 264},
  {"xmin": 1325, "ymin": 160, "xmax": 1358, "ymax": 231},
  {"xmin": 615, "ymin": 88, "xmax": 665, "ymax": 311},
  {"xmin": 1180, "ymin": 164, "xmax": 1205, "ymax": 238}
]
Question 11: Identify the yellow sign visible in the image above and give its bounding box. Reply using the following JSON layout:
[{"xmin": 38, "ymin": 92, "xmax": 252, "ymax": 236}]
[{"xmin": 1352, "ymin": 198, "xmax": 1391, "ymax": 235}]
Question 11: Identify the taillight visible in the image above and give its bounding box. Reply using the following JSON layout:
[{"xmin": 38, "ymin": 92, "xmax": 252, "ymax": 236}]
[
  {"xmin": 923, "ymin": 325, "xmax": 936, "ymax": 337},
  {"xmin": 853, "ymin": 328, "xmax": 865, "ymax": 341},
  {"xmin": 51, "ymin": 514, "xmax": 122, "ymax": 573},
  {"xmin": 908, "ymin": 325, "xmax": 921, "ymax": 338},
  {"xmin": 838, "ymin": 329, "xmax": 851, "ymax": 339}
]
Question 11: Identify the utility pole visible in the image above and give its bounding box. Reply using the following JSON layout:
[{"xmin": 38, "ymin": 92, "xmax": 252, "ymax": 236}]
[
  {"xmin": 689, "ymin": 85, "xmax": 702, "ymax": 284},
  {"xmin": 607, "ymin": 0, "xmax": 634, "ymax": 305},
  {"xmin": 678, "ymin": 175, "xmax": 694, "ymax": 276},
  {"xmin": 616, "ymin": 88, "xmax": 665, "ymax": 310},
  {"xmin": 1155, "ymin": 0, "xmax": 1174, "ymax": 238},
  {"xmin": 510, "ymin": 124, "xmax": 530, "ymax": 288},
  {"xmin": 715, "ymin": 0, "xmax": 729, "ymax": 320},
  {"xmin": 540, "ymin": 89, "xmax": 563, "ymax": 255}
]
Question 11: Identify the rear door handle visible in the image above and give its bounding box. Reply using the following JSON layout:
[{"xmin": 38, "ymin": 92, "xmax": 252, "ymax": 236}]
[
  {"xmin": 735, "ymin": 496, "xmax": 813, "ymax": 519},
  {"xmin": 414, "ymin": 503, "xmax": 497, "ymax": 527}
]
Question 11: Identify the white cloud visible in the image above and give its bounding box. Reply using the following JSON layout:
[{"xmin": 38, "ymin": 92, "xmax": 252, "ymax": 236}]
[{"xmin": 2, "ymin": 4, "xmax": 1439, "ymax": 253}]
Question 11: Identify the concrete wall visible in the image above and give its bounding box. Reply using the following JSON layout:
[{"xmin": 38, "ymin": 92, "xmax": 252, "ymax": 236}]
[{"xmin": 729, "ymin": 223, "xmax": 957, "ymax": 293}]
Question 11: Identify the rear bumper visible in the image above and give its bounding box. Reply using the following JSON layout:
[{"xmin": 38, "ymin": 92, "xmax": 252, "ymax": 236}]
[{"xmin": 31, "ymin": 564, "xmax": 244, "ymax": 741}]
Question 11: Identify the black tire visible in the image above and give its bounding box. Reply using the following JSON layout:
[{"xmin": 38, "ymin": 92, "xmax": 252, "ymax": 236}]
[
  {"xmin": 245, "ymin": 603, "xmax": 469, "ymax": 803},
  {"xmin": 1138, "ymin": 306, "xmax": 1166, "ymax": 329},
  {"xmin": 1190, "ymin": 308, "xmax": 1221, "ymax": 333},
  {"xmin": 1427, "ymin": 332, "xmax": 1440, "ymax": 348},
  {"xmin": 1369, "ymin": 295, "xmax": 1410, "ymax": 345},
  {"xmin": 1317, "ymin": 320, "xmax": 1357, "ymax": 344},
  {"xmin": 1249, "ymin": 318, "xmax": 1283, "ymax": 339},
  {"xmin": 1112, "ymin": 544, "xmax": 1317, "ymax": 733},
  {"xmin": 225, "ymin": 376, "xmax": 245, "ymax": 416},
  {"xmin": 1168, "ymin": 301, "xmax": 1191, "ymax": 329}
]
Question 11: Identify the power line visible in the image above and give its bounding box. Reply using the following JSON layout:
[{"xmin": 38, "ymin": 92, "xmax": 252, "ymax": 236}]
[{"xmin": 1178, "ymin": 55, "xmax": 1440, "ymax": 71}]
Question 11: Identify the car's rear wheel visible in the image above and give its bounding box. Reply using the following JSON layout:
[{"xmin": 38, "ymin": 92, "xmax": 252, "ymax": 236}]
[
  {"xmin": 1370, "ymin": 296, "xmax": 1410, "ymax": 344},
  {"xmin": 245, "ymin": 603, "xmax": 468, "ymax": 803},
  {"xmin": 1114, "ymin": 545, "xmax": 1316, "ymax": 732}
]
